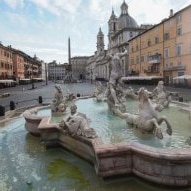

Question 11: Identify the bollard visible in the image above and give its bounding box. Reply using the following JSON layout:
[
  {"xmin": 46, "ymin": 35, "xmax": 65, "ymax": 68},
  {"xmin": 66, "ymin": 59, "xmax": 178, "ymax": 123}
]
[
  {"xmin": 178, "ymin": 96, "xmax": 183, "ymax": 102},
  {"xmin": 77, "ymin": 93, "xmax": 80, "ymax": 97},
  {"xmin": 0, "ymin": 105, "xmax": 5, "ymax": 116},
  {"xmin": 10, "ymin": 101, "xmax": 15, "ymax": 110},
  {"xmin": 38, "ymin": 96, "xmax": 43, "ymax": 104}
]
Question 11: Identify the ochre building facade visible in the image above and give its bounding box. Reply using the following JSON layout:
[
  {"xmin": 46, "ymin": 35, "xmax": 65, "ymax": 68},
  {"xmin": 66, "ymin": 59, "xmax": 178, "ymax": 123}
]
[{"xmin": 129, "ymin": 5, "xmax": 191, "ymax": 85}]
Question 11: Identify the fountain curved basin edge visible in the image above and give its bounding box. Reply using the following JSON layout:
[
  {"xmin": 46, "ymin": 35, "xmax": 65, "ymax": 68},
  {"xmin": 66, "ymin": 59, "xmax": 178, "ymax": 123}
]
[
  {"xmin": 23, "ymin": 108, "xmax": 46, "ymax": 136},
  {"xmin": 21, "ymin": 98, "xmax": 191, "ymax": 187}
]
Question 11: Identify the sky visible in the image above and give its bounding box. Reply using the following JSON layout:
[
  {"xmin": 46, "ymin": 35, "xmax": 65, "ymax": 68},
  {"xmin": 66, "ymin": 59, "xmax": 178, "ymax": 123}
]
[{"xmin": 0, "ymin": 0, "xmax": 190, "ymax": 64}]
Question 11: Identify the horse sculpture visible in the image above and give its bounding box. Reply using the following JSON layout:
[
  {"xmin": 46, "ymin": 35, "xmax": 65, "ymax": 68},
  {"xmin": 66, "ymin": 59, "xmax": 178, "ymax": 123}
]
[{"xmin": 115, "ymin": 87, "xmax": 172, "ymax": 139}]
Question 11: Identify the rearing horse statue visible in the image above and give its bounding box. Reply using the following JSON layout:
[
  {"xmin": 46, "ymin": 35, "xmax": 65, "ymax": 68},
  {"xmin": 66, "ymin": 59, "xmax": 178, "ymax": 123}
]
[{"xmin": 115, "ymin": 88, "xmax": 172, "ymax": 139}]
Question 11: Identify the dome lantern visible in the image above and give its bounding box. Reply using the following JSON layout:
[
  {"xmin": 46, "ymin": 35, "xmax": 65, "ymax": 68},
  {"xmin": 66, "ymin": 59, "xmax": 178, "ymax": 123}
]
[{"xmin": 118, "ymin": 0, "xmax": 139, "ymax": 29}]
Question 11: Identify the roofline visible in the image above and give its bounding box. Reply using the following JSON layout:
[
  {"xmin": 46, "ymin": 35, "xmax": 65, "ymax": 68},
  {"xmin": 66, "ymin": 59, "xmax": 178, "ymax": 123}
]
[
  {"xmin": 111, "ymin": 27, "xmax": 145, "ymax": 39},
  {"xmin": 128, "ymin": 4, "xmax": 191, "ymax": 42},
  {"xmin": 71, "ymin": 56, "xmax": 91, "ymax": 59}
]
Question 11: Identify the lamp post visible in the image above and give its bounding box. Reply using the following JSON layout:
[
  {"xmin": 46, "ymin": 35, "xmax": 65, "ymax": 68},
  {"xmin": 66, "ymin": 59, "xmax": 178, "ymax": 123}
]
[
  {"xmin": 45, "ymin": 63, "xmax": 48, "ymax": 85},
  {"xmin": 91, "ymin": 69, "xmax": 93, "ymax": 84},
  {"xmin": 31, "ymin": 62, "xmax": 34, "ymax": 89}
]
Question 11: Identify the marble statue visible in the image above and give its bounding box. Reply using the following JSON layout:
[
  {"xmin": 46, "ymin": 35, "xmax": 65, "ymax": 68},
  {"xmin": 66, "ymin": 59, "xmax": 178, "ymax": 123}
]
[
  {"xmin": 186, "ymin": 136, "xmax": 191, "ymax": 145},
  {"xmin": 59, "ymin": 104, "xmax": 97, "ymax": 138},
  {"xmin": 65, "ymin": 89, "xmax": 76, "ymax": 102},
  {"xmin": 93, "ymin": 81, "xmax": 104, "ymax": 101},
  {"xmin": 126, "ymin": 86, "xmax": 138, "ymax": 99},
  {"xmin": 106, "ymin": 49, "xmax": 128, "ymax": 113},
  {"xmin": 115, "ymin": 88, "xmax": 172, "ymax": 139},
  {"xmin": 152, "ymin": 81, "xmax": 171, "ymax": 109},
  {"xmin": 51, "ymin": 85, "xmax": 67, "ymax": 112}
]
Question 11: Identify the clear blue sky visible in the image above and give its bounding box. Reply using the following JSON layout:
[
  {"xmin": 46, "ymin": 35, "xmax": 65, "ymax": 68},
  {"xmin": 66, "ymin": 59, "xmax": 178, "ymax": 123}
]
[{"xmin": 0, "ymin": 0, "xmax": 190, "ymax": 63}]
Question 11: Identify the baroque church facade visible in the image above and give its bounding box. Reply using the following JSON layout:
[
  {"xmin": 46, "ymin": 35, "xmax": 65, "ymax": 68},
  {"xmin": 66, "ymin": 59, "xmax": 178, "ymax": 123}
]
[{"xmin": 86, "ymin": 1, "xmax": 150, "ymax": 81}]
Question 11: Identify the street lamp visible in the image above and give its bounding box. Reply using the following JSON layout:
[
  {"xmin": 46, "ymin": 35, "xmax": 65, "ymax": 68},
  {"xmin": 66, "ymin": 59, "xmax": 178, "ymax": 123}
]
[
  {"xmin": 31, "ymin": 62, "xmax": 34, "ymax": 89},
  {"xmin": 45, "ymin": 63, "xmax": 48, "ymax": 85},
  {"xmin": 91, "ymin": 69, "xmax": 93, "ymax": 84}
]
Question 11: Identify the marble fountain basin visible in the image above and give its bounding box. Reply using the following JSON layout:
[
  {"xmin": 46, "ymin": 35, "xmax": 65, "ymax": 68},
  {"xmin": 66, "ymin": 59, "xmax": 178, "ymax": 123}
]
[{"xmin": 17, "ymin": 97, "xmax": 191, "ymax": 186}]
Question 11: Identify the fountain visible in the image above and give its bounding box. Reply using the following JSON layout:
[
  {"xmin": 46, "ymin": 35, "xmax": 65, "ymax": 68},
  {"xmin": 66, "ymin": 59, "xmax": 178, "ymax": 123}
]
[{"xmin": 1, "ymin": 52, "xmax": 191, "ymax": 190}]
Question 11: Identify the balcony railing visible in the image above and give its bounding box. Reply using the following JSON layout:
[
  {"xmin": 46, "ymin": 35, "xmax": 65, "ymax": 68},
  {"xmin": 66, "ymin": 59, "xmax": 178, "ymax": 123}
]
[
  {"xmin": 144, "ymin": 67, "xmax": 159, "ymax": 73},
  {"xmin": 148, "ymin": 54, "xmax": 161, "ymax": 64}
]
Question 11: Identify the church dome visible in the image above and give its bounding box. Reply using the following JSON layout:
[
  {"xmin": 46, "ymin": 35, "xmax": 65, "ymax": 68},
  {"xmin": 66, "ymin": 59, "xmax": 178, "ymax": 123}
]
[{"xmin": 118, "ymin": 1, "xmax": 139, "ymax": 29}]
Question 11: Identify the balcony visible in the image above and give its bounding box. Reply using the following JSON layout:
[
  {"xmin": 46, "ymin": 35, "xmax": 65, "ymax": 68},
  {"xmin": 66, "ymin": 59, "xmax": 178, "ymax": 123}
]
[
  {"xmin": 144, "ymin": 66, "xmax": 159, "ymax": 73},
  {"xmin": 163, "ymin": 65, "xmax": 186, "ymax": 71},
  {"xmin": 148, "ymin": 54, "xmax": 161, "ymax": 64}
]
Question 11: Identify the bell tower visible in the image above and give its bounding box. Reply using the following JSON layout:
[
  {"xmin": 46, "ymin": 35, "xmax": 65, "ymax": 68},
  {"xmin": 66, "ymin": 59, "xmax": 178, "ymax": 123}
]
[
  {"xmin": 108, "ymin": 8, "xmax": 118, "ymax": 50},
  {"xmin": 96, "ymin": 27, "xmax": 105, "ymax": 55}
]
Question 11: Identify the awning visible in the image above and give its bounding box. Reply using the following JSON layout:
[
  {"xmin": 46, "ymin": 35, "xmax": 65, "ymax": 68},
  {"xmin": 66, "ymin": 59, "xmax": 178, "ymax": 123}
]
[
  {"xmin": 122, "ymin": 76, "xmax": 163, "ymax": 81},
  {"xmin": 173, "ymin": 75, "xmax": 191, "ymax": 80}
]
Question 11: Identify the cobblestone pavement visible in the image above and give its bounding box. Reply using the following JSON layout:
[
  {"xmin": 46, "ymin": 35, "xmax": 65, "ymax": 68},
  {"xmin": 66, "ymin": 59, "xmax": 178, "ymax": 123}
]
[
  {"xmin": 0, "ymin": 81, "xmax": 191, "ymax": 111},
  {"xmin": 0, "ymin": 81, "xmax": 95, "ymax": 111}
]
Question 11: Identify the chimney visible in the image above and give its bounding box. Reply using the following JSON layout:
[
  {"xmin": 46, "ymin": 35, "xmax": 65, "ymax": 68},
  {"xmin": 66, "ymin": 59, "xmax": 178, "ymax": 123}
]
[{"xmin": 169, "ymin": 9, "xmax": 173, "ymax": 17}]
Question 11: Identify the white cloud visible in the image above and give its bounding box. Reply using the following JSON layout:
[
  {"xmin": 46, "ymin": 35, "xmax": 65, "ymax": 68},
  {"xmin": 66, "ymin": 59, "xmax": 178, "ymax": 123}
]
[
  {"xmin": 5, "ymin": 12, "xmax": 27, "ymax": 27},
  {"xmin": 130, "ymin": 0, "xmax": 191, "ymax": 24},
  {"xmin": 88, "ymin": 0, "xmax": 118, "ymax": 24},
  {"xmin": 3, "ymin": 0, "xmax": 24, "ymax": 9},
  {"xmin": 28, "ymin": 0, "xmax": 82, "ymax": 16},
  {"xmin": 2, "ymin": 0, "xmax": 82, "ymax": 16}
]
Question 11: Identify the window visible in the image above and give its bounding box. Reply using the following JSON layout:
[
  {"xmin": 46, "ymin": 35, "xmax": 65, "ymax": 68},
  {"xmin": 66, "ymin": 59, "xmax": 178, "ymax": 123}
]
[
  {"xmin": 177, "ymin": 27, "xmax": 182, "ymax": 36},
  {"xmin": 151, "ymin": 65, "xmax": 159, "ymax": 72},
  {"xmin": 164, "ymin": 33, "xmax": 170, "ymax": 40},
  {"xmin": 147, "ymin": 52, "xmax": 151, "ymax": 61},
  {"xmin": 141, "ymin": 55, "xmax": 144, "ymax": 62},
  {"xmin": 129, "ymin": 32, "xmax": 133, "ymax": 38},
  {"xmin": 177, "ymin": 14, "xmax": 182, "ymax": 24},
  {"xmin": 164, "ymin": 47, "xmax": 169, "ymax": 58},
  {"xmin": 131, "ymin": 46, "xmax": 134, "ymax": 53},
  {"xmin": 136, "ymin": 56, "xmax": 139, "ymax": 64},
  {"xmin": 148, "ymin": 40, "xmax": 151, "ymax": 46},
  {"xmin": 113, "ymin": 23, "xmax": 116, "ymax": 31},
  {"xmin": 176, "ymin": 44, "xmax": 182, "ymax": 56},
  {"xmin": 136, "ymin": 45, "xmax": 138, "ymax": 51},
  {"xmin": 155, "ymin": 37, "xmax": 159, "ymax": 44}
]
